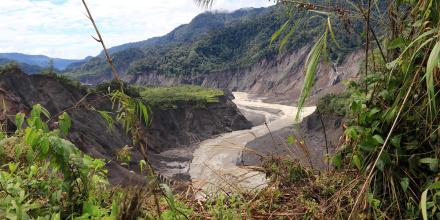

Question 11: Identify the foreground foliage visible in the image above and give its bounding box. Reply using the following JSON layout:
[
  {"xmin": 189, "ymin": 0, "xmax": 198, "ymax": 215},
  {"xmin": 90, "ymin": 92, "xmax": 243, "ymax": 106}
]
[
  {"xmin": 275, "ymin": 0, "xmax": 440, "ymax": 218},
  {"xmin": 0, "ymin": 105, "xmax": 113, "ymax": 219},
  {"xmin": 0, "ymin": 105, "xmax": 360, "ymax": 219}
]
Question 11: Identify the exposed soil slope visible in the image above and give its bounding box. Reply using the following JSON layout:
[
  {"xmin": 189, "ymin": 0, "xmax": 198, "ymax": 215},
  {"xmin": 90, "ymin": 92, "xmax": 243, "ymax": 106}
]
[
  {"xmin": 127, "ymin": 49, "xmax": 363, "ymax": 104},
  {"xmin": 0, "ymin": 68, "xmax": 251, "ymax": 184},
  {"xmin": 243, "ymin": 111, "xmax": 345, "ymax": 170}
]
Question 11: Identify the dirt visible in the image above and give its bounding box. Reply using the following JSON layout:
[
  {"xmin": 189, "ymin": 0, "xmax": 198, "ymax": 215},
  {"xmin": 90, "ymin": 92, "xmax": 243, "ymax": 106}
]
[
  {"xmin": 125, "ymin": 49, "xmax": 363, "ymax": 105},
  {"xmin": 242, "ymin": 111, "xmax": 345, "ymax": 170}
]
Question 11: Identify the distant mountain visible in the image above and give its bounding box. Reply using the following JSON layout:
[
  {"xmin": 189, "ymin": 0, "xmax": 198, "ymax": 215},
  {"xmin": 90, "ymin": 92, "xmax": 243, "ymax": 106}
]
[
  {"xmin": 100, "ymin": 7, "xmax": 268, "ymax": 56},
  {"xmin": 0, "ymin": 53, "xmax": 81, "ymax": 70},
  {"xmin": 0, "ymin": 58, "xmax": 43, "ymax": 74},
  {"xmin": 64, "ymin": 56, "xmax": 93, "ymax": 71},
  {"xmin": 66, "ymin": 4, "xmax": 362, "ymax": 83},
  {"xmin": 65, "ymin": 6, "xmax": 277, "ymax": 79}
]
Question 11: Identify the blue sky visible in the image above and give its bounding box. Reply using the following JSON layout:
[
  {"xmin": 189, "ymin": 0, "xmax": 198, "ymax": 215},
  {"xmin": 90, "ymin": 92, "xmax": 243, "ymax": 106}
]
[{"xmin": 0, "ymin": 0, "xmax": 273, "ymax": 59}]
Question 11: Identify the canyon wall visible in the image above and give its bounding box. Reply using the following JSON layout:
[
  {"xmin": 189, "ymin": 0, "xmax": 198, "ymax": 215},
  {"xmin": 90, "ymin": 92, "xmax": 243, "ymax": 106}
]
[{"xmin": 0, "ymin": 68, "xmax": 251, "ymax": 184}]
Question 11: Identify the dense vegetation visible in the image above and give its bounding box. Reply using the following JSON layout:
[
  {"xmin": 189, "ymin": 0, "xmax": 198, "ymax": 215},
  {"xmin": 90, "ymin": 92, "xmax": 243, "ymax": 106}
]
[
  {"xmin": 0, "ymin": 59, "xmax": 43, "ymax": 75},
  {"xmin": 0, "ymin": 105, "xmax": 111, "ymax": 219},
  {"xmin": 0, "ymin": 107, "xmax": 357, "ymax": 219},
  {"xmin": 139, "ymin": 86, "xmax": 223, "ymax": 109},
  {"xmin": 292, "ymin": 0, "xmax": 440, "ymax": 219},
  {"xmin": 65, "ymin": 5, "xmax": 362, "ymax": 80}
]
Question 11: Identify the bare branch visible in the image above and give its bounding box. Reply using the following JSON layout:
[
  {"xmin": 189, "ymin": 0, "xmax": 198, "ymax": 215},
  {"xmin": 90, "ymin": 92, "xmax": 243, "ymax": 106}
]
[
  {"xmin": 91, "ymin": 35, "xmax": 101, "ymax": 42},
  {"xmin": 81, "ymin": 0, "xmax": 120, "ymax": 81}
]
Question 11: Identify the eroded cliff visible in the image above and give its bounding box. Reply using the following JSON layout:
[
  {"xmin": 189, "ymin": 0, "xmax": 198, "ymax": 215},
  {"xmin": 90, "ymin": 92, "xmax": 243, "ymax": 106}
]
[{"xmin": 0, "ymin": 68, "xmax": 251, "ymax": 184}]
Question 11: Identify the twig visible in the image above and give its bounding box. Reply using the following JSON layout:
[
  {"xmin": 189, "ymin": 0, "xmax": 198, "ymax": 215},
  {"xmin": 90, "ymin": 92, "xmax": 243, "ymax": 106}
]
[
  {"xmin": 81, "ymin": 0, "xmax": 120, "ymax": 81},
  {"xmin": 264, "ymin": 122, "xmax": 278, "ymax": 151},
  {"xmin": 364, "ymin": 0, "xmax": 371, "ymax": 95},
  {"xmin": 316, "ymin": 108, "xmax": 329, "ymax": 171}
]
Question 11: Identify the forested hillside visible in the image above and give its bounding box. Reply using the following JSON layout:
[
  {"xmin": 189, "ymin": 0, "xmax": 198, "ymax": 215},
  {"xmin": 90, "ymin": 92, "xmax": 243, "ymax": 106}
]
[
  {"xmin": 65, "ymin": 5, "xmax": 362, "ymax": 82},
  {"xmin": 0, "ymin": 58, "xmax": 43, "ymax": 75}
]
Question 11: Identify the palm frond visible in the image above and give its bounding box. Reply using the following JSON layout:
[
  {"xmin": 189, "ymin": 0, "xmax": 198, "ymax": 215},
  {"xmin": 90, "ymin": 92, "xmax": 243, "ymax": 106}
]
[
  {"xmin": 295, "ymin": 30, "xmax": 327, "ymax": 120},
  {"xmin": 194, "ymin": 0, "xmax": 215, "ymax": 8}
]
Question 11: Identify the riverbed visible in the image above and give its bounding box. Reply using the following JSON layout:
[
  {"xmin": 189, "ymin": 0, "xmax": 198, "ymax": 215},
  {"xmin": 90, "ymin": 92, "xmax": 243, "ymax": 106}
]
[{"xmin": 189, "ymin": 92, "xmax": 316, "ymax": 198}]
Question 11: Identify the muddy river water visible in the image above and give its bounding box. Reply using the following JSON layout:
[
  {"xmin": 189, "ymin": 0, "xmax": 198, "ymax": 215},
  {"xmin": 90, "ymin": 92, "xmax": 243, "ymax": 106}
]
[{"xmin": 189, "ymin": 92, "xmax": 316, "ymax": 198}]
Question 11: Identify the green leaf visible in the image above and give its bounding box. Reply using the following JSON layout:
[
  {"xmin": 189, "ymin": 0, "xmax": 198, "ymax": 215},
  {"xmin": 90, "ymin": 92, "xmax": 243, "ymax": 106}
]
[
  {"xmin": 352, "ymin": 154, "xmax": 361, "ymax": 170},
  {"xmin": 137, "ymin": 102, "xmax": 150, "ymax": 126},
  {"xmin": 15, "ymin": 112, "xmax": 25, "ymax": 131},
  {"xmin": 345, "ymin": 127, "xmax": 358, "ymax": 140},
  {"xmin": 390, "ymin": 135, "xmax": 401, "ymax": 148},
  {"xmin": 98, "ymin": 110, "xmax": 113, "ymax": 129},
  {"xmin": 350, "ymin": 100, "xmax": 362, "ymax": 113},
  {"xmin": 367, "ymin": 193, "xmax": 381, "ymax": 208},
  {"xmin": 161, "ymin": 184, "xmax": 176, "ymax": 212},
  {"xmin": 279, "ymin": 18, "xmax": 302, "ymax": 52},
  {"xmin": 270, "ymin": 18, "xmax": 291, "ymax": 46},
  {"xmin": 368, "ymin": 108, "xmax": 380, "ymax": 117},
  {"xmin": 400, "ymin": 177, "xmax": 409, "ymax": 192},
  {"xmin": 327, "ymin": 17, "xmax": 340, "ymax": 48},
  {"xmin": 111, "ymin": 199, "xmax": 119, "ymax": 217},
  {"xmin": 139, "ymin": 160, "xmax": 147, "ymax": 173},
  {"xmin": 39, "ymin": 136, "xmax": 50, "ymax": 156},
  {"xmin": 25, "ymin": 127, "xmax": 37, "ymax": 146},
  {"xmin": 425, "ymin": 40, "xmax": 440, "ymax": 116},
  {"xmin": 58, "ymin": 112, "xmax": 71, "ymax": 136},
  {"xmin": 296, "ymin": 29, "xmax": 327, "ymax": 120},
  {"xmin": 332, "ymin": 154, "xmax": 342, "ymax": 169},
  {"xmin": 387, "ymin": 37, "xmax": 406, "ymax": 49},
  {"xmin": 419, "ymin": 158, "xmax": 439, "ymax": 171},
  {"xmin": 420, "ymin": 189, "xmax": 428, "ymax": 220},
  {"xmin": 82, "ymin": 201, "xmax": 100, "ymax": 217},
  {"xmin": 287, "ymin": 136, "xmax": 296, "ymax": 144},
  {"xmin": 386, "ymin": 59, "xmax": 399, "ymax": 70},
  {"xmin": 372, "ymin": 135, "xmax": 384, "ymax": 144},
  {"xmin": 428, "ymin": 181, "xmax": 440, "ymax": 190}
]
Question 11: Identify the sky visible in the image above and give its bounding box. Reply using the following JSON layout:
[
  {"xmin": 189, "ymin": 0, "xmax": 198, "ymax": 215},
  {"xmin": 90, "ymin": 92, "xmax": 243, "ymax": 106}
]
[{"xmin": 0, "ymin": 0, "xmax": 274, "ymax": 59}]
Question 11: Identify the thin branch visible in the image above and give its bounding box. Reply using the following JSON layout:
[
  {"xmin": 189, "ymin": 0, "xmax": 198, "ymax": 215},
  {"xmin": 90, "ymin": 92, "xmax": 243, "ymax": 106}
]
[
  {"xmin": 365, "ymin": 0, "xmax": 371, "ymax": 95},
  {"xmin": 81, "ymin": 0, "xmax": 120, "ymax": 81},
  {"xmin": 316, "ymin": 108, "xmax": 329, "ymax": 171}
]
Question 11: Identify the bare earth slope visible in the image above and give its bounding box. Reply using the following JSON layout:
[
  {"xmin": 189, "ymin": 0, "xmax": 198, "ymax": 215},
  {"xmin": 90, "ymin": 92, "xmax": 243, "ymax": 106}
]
[{"xmin": 127, "ymin": 50, "xmax": 363, "ymax": 104}]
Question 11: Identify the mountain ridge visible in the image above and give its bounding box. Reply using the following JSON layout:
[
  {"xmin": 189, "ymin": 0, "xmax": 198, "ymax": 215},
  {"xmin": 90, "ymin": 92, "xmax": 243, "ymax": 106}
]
[
  {"xmin": 0, "ymin": 52, "xmax": 82, "ymax": 70},
  {"xmin": 97, "ymin": 7, "xmax": 270, "ymax": 57},
  {"xmin": 65, "ymin": 4, "xmax": 362, "ymax": 85}
]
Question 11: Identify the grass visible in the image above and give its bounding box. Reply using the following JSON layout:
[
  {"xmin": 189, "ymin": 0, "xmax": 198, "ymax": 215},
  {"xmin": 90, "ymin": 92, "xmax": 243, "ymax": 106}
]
[
  {"xmin": 317, "ymin": 93, "xmax": 351, "ymax": 116},
  {"xmin": 139, "ymin": 85, "xmax": 224, "ymax": 109},
  {"xmin": 148, "ymin": 156, "xmax": 361, "ymax": 219}
]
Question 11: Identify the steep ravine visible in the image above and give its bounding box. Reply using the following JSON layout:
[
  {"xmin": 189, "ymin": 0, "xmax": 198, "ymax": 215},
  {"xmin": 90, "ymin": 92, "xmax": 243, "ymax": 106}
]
[
  {"xmin": 126, "ymin": 49, "xmax": 364, "ymax": 104},
  {"xmin": 0, "ymin": 68, "xmax": 251, "ymax": 185}
]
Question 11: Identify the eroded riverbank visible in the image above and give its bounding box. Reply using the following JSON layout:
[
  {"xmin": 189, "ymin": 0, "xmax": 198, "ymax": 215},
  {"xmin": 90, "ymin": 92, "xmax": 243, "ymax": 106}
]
[{"xmin": 189, "ymin": 92, "xmax": 316, "ymax": 197}]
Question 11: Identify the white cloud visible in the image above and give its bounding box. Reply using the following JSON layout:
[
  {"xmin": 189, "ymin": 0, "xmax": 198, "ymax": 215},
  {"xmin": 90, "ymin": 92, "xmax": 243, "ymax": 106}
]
[{"xmin": 0, "ymin": 0, "xmax": 273, "ymax": 59}]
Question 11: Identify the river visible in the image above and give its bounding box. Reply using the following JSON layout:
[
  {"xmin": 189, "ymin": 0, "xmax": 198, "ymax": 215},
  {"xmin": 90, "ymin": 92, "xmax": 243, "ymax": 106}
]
[{"xmin": 189, "ymin": 92, "xmax": 316, "ymax": 198}]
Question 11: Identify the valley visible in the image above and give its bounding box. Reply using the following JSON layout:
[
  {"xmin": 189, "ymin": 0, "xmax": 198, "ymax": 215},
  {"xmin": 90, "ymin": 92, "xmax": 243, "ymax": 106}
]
[
  {"xmin": 190, "ymin": 92, "xmax": 315, "ymax": 197},
  {"xmin": 2, "ymin": 0, "xmax": 435, "ymax": 218}
]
